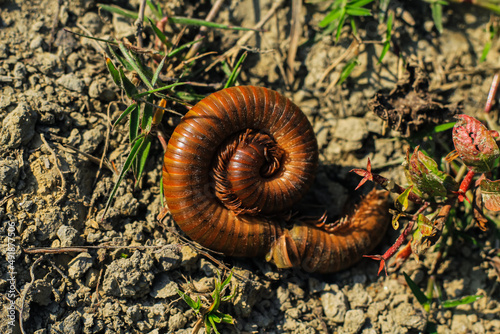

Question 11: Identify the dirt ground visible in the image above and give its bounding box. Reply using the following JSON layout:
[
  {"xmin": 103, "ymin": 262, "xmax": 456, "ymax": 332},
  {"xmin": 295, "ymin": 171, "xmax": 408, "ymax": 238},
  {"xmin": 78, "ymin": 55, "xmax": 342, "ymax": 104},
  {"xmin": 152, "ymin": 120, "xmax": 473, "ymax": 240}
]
[{"xmin": 1, "ymin": 0, "xmax": 500, "ymax": 333}]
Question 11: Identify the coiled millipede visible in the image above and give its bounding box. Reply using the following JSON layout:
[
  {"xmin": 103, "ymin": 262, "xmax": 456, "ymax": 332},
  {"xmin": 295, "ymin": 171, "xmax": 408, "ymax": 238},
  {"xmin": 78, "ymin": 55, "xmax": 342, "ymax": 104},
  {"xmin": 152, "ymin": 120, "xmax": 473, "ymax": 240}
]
[{"xmin": 162, "ymin": 86, "xmax": 389, "ymax": 273}]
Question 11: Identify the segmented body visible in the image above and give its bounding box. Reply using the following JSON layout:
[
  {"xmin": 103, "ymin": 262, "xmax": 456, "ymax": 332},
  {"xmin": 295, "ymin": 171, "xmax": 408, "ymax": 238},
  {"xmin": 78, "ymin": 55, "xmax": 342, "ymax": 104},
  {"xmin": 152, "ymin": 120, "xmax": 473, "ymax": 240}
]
[{"xmin": 162, "ymin": 86, "xmax": 389, "ymax": 273}]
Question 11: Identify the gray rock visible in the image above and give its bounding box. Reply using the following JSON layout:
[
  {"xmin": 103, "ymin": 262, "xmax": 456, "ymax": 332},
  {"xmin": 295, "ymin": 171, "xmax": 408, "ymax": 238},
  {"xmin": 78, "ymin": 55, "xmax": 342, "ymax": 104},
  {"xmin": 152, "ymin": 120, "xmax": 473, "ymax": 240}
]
[
  {"xmin": 149, "ymin": 273, "xmax": 178, "ymax": 298},
  {"xmin": 0, "ymin": 102, "xmax": 37, "ymax": 150},
  {"xmin": 168, "ymin": 312, "xmax": 187, "ymax": 332},
  {"xmin": 56, "ymin": 73, "xmax": 85, "ymax": 92},
  {"xmin": 68, "ymin": 252, "xmax": 93, "ymax": 279},
  {"xmin": 80, "ymin": 12, "xmax": 103, "ymax": 35},
  {"xmin": 342, "ymin": 309, "xmax": 366, "ymax": 334},
  {"xmin": 57, "ymin": 311, "xmax": 82, "ymax": 334},
  {"xmin": 321, "ymin": 288, "xmax": 348, "ymax": 323},
  {"xmin": 347, "ymin": 283, "xmax": 372, "ymax": 308},
  {"xmin": 0, "ymin": 158, "xmax": 20, "ymax": 188},
  {"xmin": 57, "ymin": 225, "xmax": 79, "ymax": 247},
  {"xmin": 79, "ymin": 125, "xmax": 105, "ymax": 154},
  {"xmin": 102, "ymin": 251, "xmax": 155, "ymax": 298},
  {"xmin": 390, "ymin": 302, "xmax": 427, "ymax": 332},
  {"xmin": 154, "ymin": 245, "xmax": 181, "ymax": 272},
  {"xmin": 35, "ymin": 208, "xmax": 64, "ymax": 241},
  {"xmin": 13, "ymin": 62, "xmax": 27, "ymax": 80},
  {"xmin": 332, "ymin": 117, "xmax": 368, "ymax": 142},
  {"xmin": 30, "ymin": 36, "xmax": 45, "ymax": 50}
]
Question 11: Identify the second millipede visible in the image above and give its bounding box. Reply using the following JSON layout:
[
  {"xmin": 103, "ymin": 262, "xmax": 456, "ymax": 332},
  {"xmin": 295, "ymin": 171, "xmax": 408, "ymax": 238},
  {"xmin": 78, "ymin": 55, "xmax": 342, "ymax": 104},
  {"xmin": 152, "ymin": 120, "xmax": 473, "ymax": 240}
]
[{"xmin": 162, "ymin": 86, "xmax": 390, "ymax": 273}]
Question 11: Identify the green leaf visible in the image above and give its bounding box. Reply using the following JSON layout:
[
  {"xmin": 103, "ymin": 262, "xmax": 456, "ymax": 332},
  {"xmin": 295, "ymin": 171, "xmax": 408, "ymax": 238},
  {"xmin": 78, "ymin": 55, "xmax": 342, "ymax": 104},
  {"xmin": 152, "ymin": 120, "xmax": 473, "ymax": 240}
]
[
  {"xmin": 106, "ymin": 58, "xmax": 121, "ymax": 87},
  {"xmin": 98, "ymin": 4, "xmax": 141, "ymax": 20},
  {"xmin": 109, "ymin": 44, "xmax": 135, "ymax": 71},
  {"xmin": 349, "ymin": 0, "xmax": 375, "ymax": 7},
  {"xmin": 378, "ymin": 42, "xmax": 390, "ymax": 64},
  {"xmin": 141, "ymin": 95, "xmax": 155, "ymax": 134},
  {"xmin": 224, "ymin": 52, "xmax": 247, "ymax": 89},
  {"xmin": 152, "ymin": 56, "xmax": 167, "ymax": 88},
  {"xmin": 129, "ymin": 103, "xmax": 140, "ymax": 143},
  {"xmin": 119, "ymin": 42, "xmax": 153, "ymax": 90},
  {"xmin": 204, "ymin": 319, "xmax": 213, "ymax": 334},
  {"xmin": 335, "ymin": 10, "xmax": 347, "ymax": 41},
  {"xmin": 403, "ymin": 272, "xmax": 430, "ymax": 308},
  {"xmin": 167, "ymin": 37, "xmax": 204, "ymax": 58},
  {"xmin": 135, "ymin": 135, "xmax": 152, "ymax": 183},
  {"xmin": 319, "ymin": 8, "xmax": 344, "ymax": 28},
  {"xmin": 406, "ymin": 146, "xmax": 458, "ymax": 197},
  {"xmin": 431, "ymin": 2, "xmax": 444, "ymax": 34},
  {"xmin": 220, "ymin": 313, "xmax": 234, "ymax": 324},
  {"xmin": 176, "ymin": 289, "xmax": 201, "ymax": 312},
  {"xmin": 99, "ymin": 4, "xmax": 260, "ymax": 32},
  {"xmin": 433, "ymin": 122, "xmax": 455, "ymax": 133},
  {"xmin": 169, "ymin": 16, "xmax": 260, "ymax": 32},
  {"xmin": 338, "ymin": 57, "xmax": 359, "ymax": 85},
  {"xmin": 102, "ymin": 136, "xmax": 145, "ymax": 219},
  {"xmin": 411, "ymin": 214, "xmax": 435, "ymax": 256},
  {"xmin": 119, "ymin": 67, "xmax": 138, "ymax": 98},
  {"xmin": 345, "ymin": 7, "xmax": 371, "ymax": 16},
  {"xmin": 146, "ymin": 0, "xmax": 162, "ymax": 19},
  {"xmin": 442, "ymin": 295, "xmax": 483, "ymax": 308},
  {"xmin": 113, "ymin": 103, "xmax": 138, "ymax": 129},
  {"xmin": 148, "ymin": 17, "xmax": 172, "ymax": 48},
  {"xmin": 395, "ymin": 186, "xmax": 412, "ymax": 212}
]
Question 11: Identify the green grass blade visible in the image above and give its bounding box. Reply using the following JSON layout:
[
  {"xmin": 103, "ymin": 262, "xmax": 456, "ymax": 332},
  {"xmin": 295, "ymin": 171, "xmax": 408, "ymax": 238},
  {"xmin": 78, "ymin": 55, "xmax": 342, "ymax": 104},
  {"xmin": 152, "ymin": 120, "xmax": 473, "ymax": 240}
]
[
  {"xmin": 176, "ymin": 289, "xmax": 201, "ymax": 312},
  {"xmin": 106, "ymin": 58, "xmax": 121, "ymax": 87},
  {"xmin": 345, "ymin": 7, "xmax": 371, "ymax": 16},
  {"xmin": 141, "ymin": 96, "xmax": 155, "ymax": 134},
  {"xmin": 433, "ymin": 122, "xmax": 455, "ymax": 133},
  {"xmin": 130, "ymin": 103, "xmax": 140, "ymax": 143},
  {"xmin": 167, "ymin": 37, "xmax": 204, "ymax": 58},
  {"xmin": 148, "ymin": 17, "xmax": 172, "ymax": 48},
  {"xmin": 335, "ymin": 10, "xmax": 347, "ymax": 41},
  {"xmin": 109, "ymin": 44, "xmax": 135, "ymax": 71},
  {"xmin": 98, "ymin": 4, "xmax": 142, "ymax": 20},
  {"xmin": 319, "ymin": 8, "xmax": 343, "ymax": 28},
  {"xmin": 442, "ymin": 295, "xmax": 483, "ymax": 308},
  {"xmin": 431, "ymin": 2, "xmax": 444, "ymax": 34},
  {"xmin": 349, "ymin": 0, "xmax": 375, "ymax": 7},
  {"xmin": 146, "ymin": 0, "xmax": 162, "ymax": 19},
  {"xmin": 338, "ymin": 58, "xmax": 359, "ymax": 85},
  {"xmin": 113, "ymin": 103, "xmax": 138, "ymax": 129},
  {"xmin": 135, "ymin": 135, "xmax": 152, "ymax": 184},
  {"xmin": 119, "ymin": 42, "xmax": 153, "ymax": 90},
  {"xmin": 224, "ymin": 52, "xmax": 247, "ymax": 88},
  {"xmin": 133, "ymin": 82, "xmax": 190, "ymax": 101},
  {"xmin": 403, "ymin": 272, "xmax": 430, "ymax": 308},
  {"xmin": 378, "ymin": 42, "xmax": 390, "ymax": 64},
  {"xmin": 64, "ymin": 28, "xmax": 118, "ymax": 45},
  {"xmin": 102, "ymin": 136, "xmax": 144, "ymax": 219},
  {"xmin": 152, "ymin": 55, "xmax": 167, "ymax": 87},
  {"xmin": 119, "ymin": 67, "xmax": 139, "ymax": 98},
  {"xmin": 169, "ymin": 16, "xmax": 260, "ymax": 32}
]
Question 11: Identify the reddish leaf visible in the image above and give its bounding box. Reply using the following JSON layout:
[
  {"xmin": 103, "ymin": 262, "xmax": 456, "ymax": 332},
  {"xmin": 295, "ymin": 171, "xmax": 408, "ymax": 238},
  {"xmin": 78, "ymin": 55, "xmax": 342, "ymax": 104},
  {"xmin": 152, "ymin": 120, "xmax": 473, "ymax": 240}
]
[
  {"xmin": 452, "ymin": 114, "xmax": 500, "ymax": 173},
  {"xmin": 405, "ymin": 146, "xmax": 458, "ymax": 198},
  {"xmin": 411, "ymin": 214, "xmax": 434, "ymax": 256},
  {"xmin": 351, "ymin": 158, "xmax": 373, "ymax": 190},
  {"xmin": 480, "ymin": 178, "xmax": 500, "ymax": 211}
]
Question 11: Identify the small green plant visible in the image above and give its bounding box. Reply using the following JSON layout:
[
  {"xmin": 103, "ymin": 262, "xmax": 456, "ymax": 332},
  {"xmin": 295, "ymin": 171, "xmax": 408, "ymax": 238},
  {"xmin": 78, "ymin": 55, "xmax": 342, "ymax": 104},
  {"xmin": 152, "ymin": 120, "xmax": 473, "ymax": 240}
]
[
  {"xmin": 94, "ymin": 3, "xmax": 249, "ymax": 218},
  {"xmin": 354, "ymin": 114, "xmax": 500, "ymax": 275},
  {"xmin": 403, "ymin": 272, "xmax": 483, "ymax": 333},
  {"xmin": 177, "ymin": 271, "xmax": 237, "ymax": 334},
  {"xmin": 319, "ymin": 0, "xmax": 375, "ymax": 41}
]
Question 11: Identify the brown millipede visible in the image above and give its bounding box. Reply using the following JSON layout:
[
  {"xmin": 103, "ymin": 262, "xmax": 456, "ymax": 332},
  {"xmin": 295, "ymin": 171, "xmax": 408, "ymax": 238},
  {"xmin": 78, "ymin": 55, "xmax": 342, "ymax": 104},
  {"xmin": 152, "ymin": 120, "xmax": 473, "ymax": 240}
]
[{"xmin": 162, "ymin": 86, "xmax": 389, "ymax": 273}]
